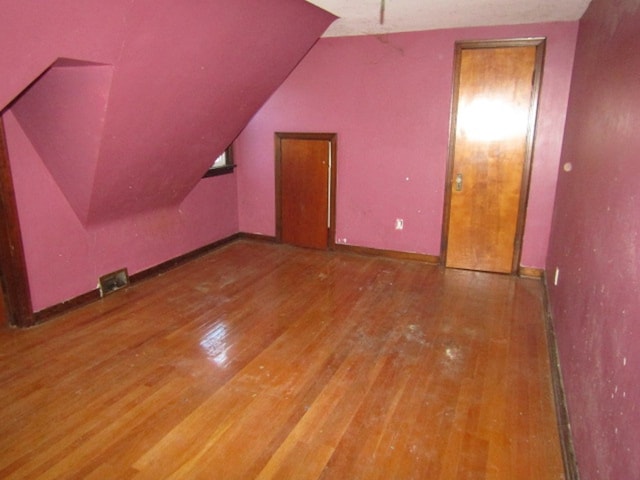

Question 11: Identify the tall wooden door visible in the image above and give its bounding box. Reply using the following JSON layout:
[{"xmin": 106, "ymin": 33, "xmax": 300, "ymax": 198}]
[
  {"xmin": 276, "ymin": 133, "xmax": 336, "ymax": 250},
  {"xmin": 443, "ymin": 40, "xmax": 545, "ymax": 274}
]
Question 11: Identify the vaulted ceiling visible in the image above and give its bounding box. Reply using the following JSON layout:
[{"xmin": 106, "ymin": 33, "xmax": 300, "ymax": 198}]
[
  {"xmin": 1, "ymin": 0, "xmax": 592, "ymax": 227},
  {"xmin": 1, "ymin": 0, "xmax": 335, "ymax": 225}
]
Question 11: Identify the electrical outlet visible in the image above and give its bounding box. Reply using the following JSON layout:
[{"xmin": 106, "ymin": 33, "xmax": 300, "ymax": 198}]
[{"xmin": 395, "ymin": 218, "xmax": 403, "ymax": 230}]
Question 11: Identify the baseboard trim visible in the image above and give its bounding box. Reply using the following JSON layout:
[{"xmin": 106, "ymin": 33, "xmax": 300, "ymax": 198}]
[
  {"xmin": 129, "ymin": 233, "xmax": 240, "ymax": 285},
  {"xmin": 333, "ymin": 243, "xmax": 440, "ymax": 264},
  {"xmin": 542, "ymin": 274, "xmax": 580, "ymax": 480},
  {"xmin": 33, "ymin": 289, "xmax": 101, "ymax": 325},
  {"xmin": 518, "ymin": 266, "xmax": 544, "ymax": 278},
  {"xmin": 237, "ymin": 232, "xmax": 277, "ymax": 243},
  {"xmin": 33, "ymin": 233, "xmax": 241, "ymax": 324}
]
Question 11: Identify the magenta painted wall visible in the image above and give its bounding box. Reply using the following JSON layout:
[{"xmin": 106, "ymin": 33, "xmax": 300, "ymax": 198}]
[
  {"xmin": 4, "ymin": 110, "xmax": 239, "ymax": 311},
  {"xmin": 546, "ymin": 0, "xmax": 640, "ymax": 478},
  {"xmin": 236, "ymin": 22, "xmax": 578, "ymax": 268},
  {"xmin": 1, "ymin": 0, "xmax": 334, "ymax": 225},
  {"xmin": 11, "ymin": 62, "xmax": 113, "ymax": 224},
  {"xmin": 0, "ymin": 0, "xmax": 334, "ymax": 311}
]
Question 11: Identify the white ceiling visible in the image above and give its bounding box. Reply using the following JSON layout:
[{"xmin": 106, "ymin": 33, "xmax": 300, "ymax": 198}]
[{"xmin": 306, "ymin": 0, "xmax": 592, "ymax": 37}]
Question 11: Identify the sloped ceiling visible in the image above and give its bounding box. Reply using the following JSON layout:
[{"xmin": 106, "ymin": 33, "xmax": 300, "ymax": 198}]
[
  {"xmin": 11, "ymin": 60, "xmax": 113, "ymax": 224},
  {"xmin": 2, "ymin": 0, "xmax": 335, "ymax": 225},
  {"xmin": 307, "ymin": 0, "xmax": 592, "ymax": 37}
]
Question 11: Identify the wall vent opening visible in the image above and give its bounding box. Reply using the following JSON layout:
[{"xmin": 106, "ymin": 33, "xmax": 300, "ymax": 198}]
[{"xmin": 99, "ymin": 268, "xmax": 129, "ymax": 297}]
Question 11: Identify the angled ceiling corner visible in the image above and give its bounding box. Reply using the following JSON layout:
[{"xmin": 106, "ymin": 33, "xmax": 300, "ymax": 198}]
[
  {"xmin": 2, "ymin": 1, "xmax": 335, "ymax": 227},
  {"xmin": 11, "ymin": 58, "xmax": 114, "ymax": 225},
  {"xmin": 85, "ymin": 0, "xmax": 337, "ymax": 225}
]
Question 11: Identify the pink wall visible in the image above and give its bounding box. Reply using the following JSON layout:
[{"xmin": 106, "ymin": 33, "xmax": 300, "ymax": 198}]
[
  {"xmin": 236, "ymin": 22, "xmax": 578, "ymax": 268},
  {"xmin": 2, "ymin": 0, "xmax": 334, "ymax": 225},
  {"xmin": 546, "ymin": 0, "xmax": 640, "ymax": 478},
  {"xmin": 4, "ymin": 110, "xmax": 239, "ymax": 311},
  {"xmin": 0, "ymin": 0, "xmax": 334, "ymax": 311},
  {"xmin": 0, "ymin": 0, "xmax": 130, "ymax": 110},
  {"xmin": 11, "ymin": 62, "xmax": 113, "ymax": 224},
  {"xmin": 86, "ymin": 0, "xmax": 334, "ymax": 225}
]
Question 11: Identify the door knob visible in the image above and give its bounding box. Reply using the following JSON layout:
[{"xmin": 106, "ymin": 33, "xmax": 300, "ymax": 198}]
[{"xmin": 455, "ymin": 173, "xmax": 463, "ymax": 191}]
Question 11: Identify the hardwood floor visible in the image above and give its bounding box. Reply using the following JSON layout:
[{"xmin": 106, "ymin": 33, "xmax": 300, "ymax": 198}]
[{"xmin": 0, "ymin": 240, "xmax": 564, "ymax": 479}]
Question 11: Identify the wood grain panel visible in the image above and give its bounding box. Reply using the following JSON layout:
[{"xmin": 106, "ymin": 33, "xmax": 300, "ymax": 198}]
[
  {"xmin": 445, "ymin": 43, "xmax": 541, "ymax": 274},
  {"xmin": 0, "ymin": 240, "xmax": 564, "ymax": 478},
  {"xmin": 279, "ymin": 136, "xmax": 330, "ymax": 250}
]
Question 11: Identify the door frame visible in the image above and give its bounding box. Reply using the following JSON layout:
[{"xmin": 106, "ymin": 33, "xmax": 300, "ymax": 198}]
[
  {"xmin": 275, "ymin": 132, "xmax": 337, "ymax": 249},
  {"xmin": 440, "ymin": 38, "xmax": 546, "ymax": 274},
  {"xmin": 0, "ymin": 112, "xmax": 35, "ymax": 327}
]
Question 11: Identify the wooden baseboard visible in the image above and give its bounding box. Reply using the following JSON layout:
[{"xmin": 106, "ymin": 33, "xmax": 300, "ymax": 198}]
[
  {"xmin": 238, "ymin": 236, "xmax": 439, "ymax": 265},
  {"xmin": 518, "ymin": 266, "xmax": 544, "ymax": 278},
  {"xmin": 33, "ymin": 233, "xmax": 242, "ymax": 324},
  {"xmin": 33, "ymin": 289, "xmax": 101, "ymax": 325},
  {"xmin": 333, "ymin": 243, "xmax": 440, "ymax": 264},
  {"xmin": 237, "ymin": 232, "xmax": 277, "ymax": 243},
  {"xmin": 129, "ymin": 233, "xmax": 240, "ymax": 285},
  {"xmin": 541, "ymin": 275, "xmax": 580, "ymax": 480}
]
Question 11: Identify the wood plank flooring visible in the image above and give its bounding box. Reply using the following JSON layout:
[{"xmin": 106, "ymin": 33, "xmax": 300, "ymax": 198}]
[{"xmin": 0, "ymin": 240, "xmax": 564, "ymax": 479}]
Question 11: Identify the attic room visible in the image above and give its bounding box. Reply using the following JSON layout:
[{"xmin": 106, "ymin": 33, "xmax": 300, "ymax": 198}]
[{"xmin": 0, "ymin": 0, "xmax": 638, "ymax": 478}]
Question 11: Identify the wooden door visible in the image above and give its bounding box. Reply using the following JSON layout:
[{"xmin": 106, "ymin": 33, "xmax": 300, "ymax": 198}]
[
  {"xmin": 276, "ymin": 133, "xmax": 336, "ymax": 250},
  {"xmin": 443, "ymin": 40, "xmax": 545, "ymax": 274}
]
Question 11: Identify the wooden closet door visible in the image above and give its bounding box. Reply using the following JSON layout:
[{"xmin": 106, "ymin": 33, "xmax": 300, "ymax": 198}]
[
  {"xmin": 444, "ymin": 41, "xmax": 544, "ymax": 273},
  {"xmin": 276, "ymin": 133, "xmax": 336, "ymax": 250}
]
